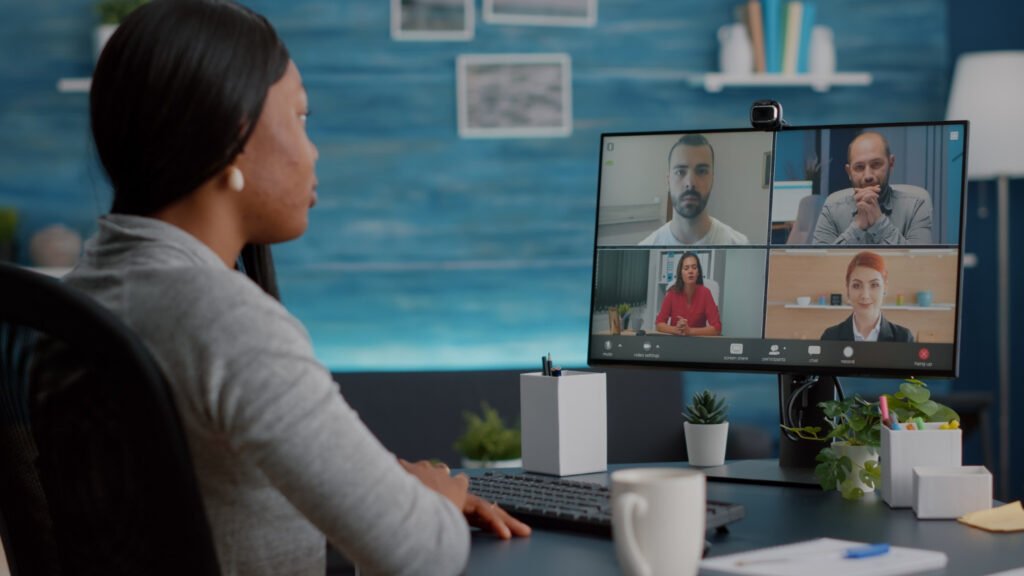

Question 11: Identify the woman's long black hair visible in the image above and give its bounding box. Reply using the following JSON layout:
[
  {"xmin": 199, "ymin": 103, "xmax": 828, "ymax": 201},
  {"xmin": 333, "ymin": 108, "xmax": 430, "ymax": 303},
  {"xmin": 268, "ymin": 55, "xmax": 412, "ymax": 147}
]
[{"xmin": 90, "ymin": 0, "xmax": 289, "ymax": 299}]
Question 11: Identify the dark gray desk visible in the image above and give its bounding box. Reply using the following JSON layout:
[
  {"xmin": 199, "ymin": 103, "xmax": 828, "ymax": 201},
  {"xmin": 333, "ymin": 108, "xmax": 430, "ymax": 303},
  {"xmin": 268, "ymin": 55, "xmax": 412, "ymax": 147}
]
[{"xmin": 465, "ymin": 461, "xmax": 1024, "ymax": 575}]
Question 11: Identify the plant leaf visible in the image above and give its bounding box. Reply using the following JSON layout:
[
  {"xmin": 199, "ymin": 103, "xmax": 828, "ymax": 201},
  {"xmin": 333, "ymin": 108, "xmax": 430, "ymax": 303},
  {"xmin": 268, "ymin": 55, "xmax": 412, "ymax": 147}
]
[
  {"xmin": 900, "ymin": 381, "xmax": 930, "ymax": 403},
  {"xmin": 840, "ymin": 481, "xmax": 865, "ymax": 500},
  {"xmin": 913, "ymin": 399, "xmax": 940, "ymax": 417}
]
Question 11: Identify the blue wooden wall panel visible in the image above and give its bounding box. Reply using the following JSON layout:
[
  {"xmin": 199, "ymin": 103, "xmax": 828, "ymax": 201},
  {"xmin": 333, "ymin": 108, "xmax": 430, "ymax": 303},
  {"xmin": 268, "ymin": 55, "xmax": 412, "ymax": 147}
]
[{"xmin": 0, "ymin": 0, "xmax": 949, "ymax": 371}]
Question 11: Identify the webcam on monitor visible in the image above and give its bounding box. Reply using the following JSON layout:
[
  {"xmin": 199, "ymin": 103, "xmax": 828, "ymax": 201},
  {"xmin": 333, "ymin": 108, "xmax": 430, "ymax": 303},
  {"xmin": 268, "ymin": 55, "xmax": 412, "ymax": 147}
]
[{"xmin": 750, "ymin": 99, "xmax": 786, "ymax": 131}]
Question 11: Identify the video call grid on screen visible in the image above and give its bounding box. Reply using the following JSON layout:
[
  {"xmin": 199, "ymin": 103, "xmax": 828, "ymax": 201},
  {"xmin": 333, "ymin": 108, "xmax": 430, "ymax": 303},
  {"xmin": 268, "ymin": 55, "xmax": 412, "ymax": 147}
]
[{"xmin": 588, "ymin": 121, "xmax": 968, "ymax": 377}]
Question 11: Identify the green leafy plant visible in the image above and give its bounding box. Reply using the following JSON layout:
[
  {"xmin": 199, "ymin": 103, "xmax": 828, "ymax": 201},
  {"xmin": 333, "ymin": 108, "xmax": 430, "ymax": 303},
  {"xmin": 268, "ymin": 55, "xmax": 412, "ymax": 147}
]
[
  {"xmin": 96, "ymin": 0, "xmax": 149, "ymax": 25},
  {"xmin": 616, "ymin": 303, "xmax": 631, "ymax": 316},
  {"xmin": 814, "ymin": 446, "xmax": 882, "ymax": 500},
  {"xmin": 0, "ymin": 207, "xmax": 16, "ymax": 243},
  {"xmin": 682, "ymin": 389, "xmax": 728, "ymax": 425},
  {"xmin": 782, "ymin": 378, "xmax": 959, "ymax": 500},
  {"xmin": 453, "ymin": 402, "xmax": 521, "ymax": 462}
]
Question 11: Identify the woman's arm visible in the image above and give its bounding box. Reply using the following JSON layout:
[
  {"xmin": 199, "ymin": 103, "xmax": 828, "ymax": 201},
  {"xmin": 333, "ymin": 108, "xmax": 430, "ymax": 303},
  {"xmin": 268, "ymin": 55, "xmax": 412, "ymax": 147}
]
[
  {"xmin": 655, "ymin": 291, "xmax": 681, "ymax": 334},
  {"xmin": 686, "ymin": 287, "xmax": 722, "ymax": 336}
]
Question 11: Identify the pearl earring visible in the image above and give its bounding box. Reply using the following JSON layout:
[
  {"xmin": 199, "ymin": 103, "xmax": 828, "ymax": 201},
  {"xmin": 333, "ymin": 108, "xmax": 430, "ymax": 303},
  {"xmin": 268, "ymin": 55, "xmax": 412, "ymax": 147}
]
[{"xmin": 228, "ymin": 167, "xmax": 245, "ymax": 192}]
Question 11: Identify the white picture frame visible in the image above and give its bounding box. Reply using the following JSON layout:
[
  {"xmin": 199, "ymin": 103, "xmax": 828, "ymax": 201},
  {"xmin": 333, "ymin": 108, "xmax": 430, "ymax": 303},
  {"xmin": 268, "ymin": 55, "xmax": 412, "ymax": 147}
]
[
  {"xmin": 391, "ymin": 0, "xmax": 475, "ymax": 41},
  {"xmin": 483, "ymin": 0, "xmax": 597, "ymax": 28},
  {"xmin": 456, "ymin": 53, "xmax": 573, "ymax": 139}
]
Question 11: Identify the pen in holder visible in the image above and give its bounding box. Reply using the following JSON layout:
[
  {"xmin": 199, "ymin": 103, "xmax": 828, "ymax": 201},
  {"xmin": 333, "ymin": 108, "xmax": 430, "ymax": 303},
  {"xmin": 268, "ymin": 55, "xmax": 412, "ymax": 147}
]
[
  {"xmin": 880, "ymin": 424, "xmax": 961, "ymax": 508},
  {"xmin": 520, "ymin": 370, "xmax": 607, "ymax": 476}
]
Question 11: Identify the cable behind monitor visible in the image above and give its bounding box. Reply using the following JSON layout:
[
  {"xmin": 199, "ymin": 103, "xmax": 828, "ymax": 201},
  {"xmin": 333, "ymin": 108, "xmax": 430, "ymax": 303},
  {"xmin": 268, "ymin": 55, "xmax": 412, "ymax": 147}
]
[{"xmin": 777, "ymin": 374, "xmax": 841, "ymax": 469}]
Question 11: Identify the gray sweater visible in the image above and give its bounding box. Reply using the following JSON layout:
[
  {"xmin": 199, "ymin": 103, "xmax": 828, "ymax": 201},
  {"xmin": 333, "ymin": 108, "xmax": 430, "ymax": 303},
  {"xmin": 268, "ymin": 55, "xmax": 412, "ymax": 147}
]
[{"xmin": 66, "ymin": 215, "xmax": 469, "ymax": 576}]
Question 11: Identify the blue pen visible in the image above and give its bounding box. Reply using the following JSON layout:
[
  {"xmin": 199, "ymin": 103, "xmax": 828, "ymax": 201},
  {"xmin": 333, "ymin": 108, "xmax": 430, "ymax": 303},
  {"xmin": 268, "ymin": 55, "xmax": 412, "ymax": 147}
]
[
  {"xmin": 845, "ymin": 543, "xmax": 890, "ymax": 559},
  {"xmin": 736, "ymin": 542, "xmax": 891, "ymax": 566},
  {"xmin": 890, "ymin": 412, "xmax": 902, "ymax": 430}
]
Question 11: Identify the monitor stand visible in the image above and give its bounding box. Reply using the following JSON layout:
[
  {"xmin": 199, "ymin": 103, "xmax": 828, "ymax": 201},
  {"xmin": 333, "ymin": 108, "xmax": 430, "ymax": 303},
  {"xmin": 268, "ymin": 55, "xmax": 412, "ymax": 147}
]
[{"xmin": 701, "ymin": 373, "xmax": 836, "ymax": 488}]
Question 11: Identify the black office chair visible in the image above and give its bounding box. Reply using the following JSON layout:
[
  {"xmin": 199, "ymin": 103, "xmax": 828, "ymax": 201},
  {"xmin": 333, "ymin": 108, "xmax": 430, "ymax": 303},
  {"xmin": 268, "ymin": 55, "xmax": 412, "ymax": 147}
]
[{"xmin": 0, "ymin": 262, "xmax": 220, "ymax": 575}]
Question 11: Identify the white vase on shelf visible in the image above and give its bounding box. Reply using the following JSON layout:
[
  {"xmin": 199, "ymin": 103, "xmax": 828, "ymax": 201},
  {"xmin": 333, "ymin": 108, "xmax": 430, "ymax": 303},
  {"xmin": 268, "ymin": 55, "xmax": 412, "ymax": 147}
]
[
  {"xmin": 717, "ymin": 23, "xmax": 753, "ymax": 76},
  {"xmin": 808, "ymin": 25, "xmax": 836, "ymax": 76}
]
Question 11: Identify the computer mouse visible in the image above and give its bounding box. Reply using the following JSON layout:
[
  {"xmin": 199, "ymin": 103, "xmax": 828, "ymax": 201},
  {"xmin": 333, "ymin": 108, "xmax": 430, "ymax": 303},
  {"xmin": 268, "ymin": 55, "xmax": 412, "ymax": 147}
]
[{"xmin": 635, "ymin": 329, "xmax": 646, "ymax": 336}]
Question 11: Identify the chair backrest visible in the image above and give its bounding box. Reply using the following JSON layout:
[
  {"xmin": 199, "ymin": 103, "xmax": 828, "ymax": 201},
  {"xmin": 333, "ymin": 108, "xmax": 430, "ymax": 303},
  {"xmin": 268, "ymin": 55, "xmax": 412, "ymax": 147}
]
[
  {"xmin": 0, "ymin": 263, "xmax": 220, "ymax": 576},
  {"xmin": 786, "ymin": 193, "xmax": 826, "ymax": 245}
]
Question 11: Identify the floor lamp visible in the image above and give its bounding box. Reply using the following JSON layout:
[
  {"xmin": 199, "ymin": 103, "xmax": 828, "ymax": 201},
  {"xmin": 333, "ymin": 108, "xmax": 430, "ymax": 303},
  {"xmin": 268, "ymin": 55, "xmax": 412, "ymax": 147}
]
[{"xmin": 946, "ymin": 51, "xmax": 1024, "ymax": 500}]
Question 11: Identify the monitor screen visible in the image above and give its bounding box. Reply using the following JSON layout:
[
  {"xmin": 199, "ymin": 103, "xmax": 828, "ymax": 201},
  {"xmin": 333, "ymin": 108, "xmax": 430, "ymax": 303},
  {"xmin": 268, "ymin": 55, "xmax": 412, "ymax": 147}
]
[{"xmin": 588, "ymin": 121, "xmax": 968, "ymax": 378}]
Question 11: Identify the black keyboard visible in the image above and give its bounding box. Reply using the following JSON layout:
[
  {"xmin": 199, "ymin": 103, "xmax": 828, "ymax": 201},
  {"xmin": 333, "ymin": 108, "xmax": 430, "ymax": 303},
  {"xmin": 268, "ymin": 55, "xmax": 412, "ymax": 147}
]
[{"xmin": 469, "ymin": 471, "xmax": 745, "ymax": 537}]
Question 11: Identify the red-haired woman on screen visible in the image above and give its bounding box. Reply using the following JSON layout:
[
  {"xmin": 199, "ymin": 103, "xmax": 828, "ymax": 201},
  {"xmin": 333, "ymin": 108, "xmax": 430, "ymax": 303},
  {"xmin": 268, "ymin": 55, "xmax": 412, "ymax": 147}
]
[{"xmin": 821, "ymin": 251, "xmax": 914, "ymax": 342}]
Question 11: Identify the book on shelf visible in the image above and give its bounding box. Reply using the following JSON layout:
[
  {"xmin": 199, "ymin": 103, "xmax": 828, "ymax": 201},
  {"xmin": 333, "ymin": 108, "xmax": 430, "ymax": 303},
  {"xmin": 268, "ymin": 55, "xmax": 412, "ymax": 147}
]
[
  {"xmin": 797, "ymin": 2, "xmax": 816, "ymax": 73},
  {"xmin": 762, "ymin": 0, "xmax": 782, "ymax": 73},
  {"xmin": 782, "ymin": 1, "xmax": 802, "ymax": 74},
  {"xmin": 746, "ymin": 0, "xmax": 767, "ymax": 73},
  {"xmin": 739, "ymin": 0, "xmax": 818, "ymax": 76}
]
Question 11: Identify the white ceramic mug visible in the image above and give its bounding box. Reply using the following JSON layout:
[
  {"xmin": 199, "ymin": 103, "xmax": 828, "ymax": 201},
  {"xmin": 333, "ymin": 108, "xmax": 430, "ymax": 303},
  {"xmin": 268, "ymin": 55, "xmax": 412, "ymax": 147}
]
[{"xmin": 611, "ymin": 468, "xmax": 706, "ymax": 576}]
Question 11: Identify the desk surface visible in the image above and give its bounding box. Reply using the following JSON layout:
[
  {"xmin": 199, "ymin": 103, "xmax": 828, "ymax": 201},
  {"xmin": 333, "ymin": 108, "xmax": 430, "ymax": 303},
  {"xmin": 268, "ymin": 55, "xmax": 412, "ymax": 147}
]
[{"xmin": 466, "ymin": 461, "xmax": 1024, "ymax": 576}]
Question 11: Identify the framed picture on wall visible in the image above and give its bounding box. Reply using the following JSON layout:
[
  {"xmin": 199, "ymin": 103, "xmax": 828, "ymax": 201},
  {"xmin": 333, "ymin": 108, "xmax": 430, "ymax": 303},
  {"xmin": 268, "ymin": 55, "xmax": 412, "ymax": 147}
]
[
  {"xmin": 391, "ymin": 0, "xmax": 475, "ymax": 41},
  {"xmin": 482, "ymin": 0, "xmax": 597, "ymax": 27},
  {"xmin": 456, "ymin": 53, "xmax": 573, "ymax": 139}
]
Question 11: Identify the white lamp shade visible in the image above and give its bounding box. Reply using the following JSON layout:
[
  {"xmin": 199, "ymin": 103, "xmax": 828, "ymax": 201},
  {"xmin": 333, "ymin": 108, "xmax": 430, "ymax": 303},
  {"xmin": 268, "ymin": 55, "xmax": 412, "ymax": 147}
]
[{"xmin": 946, "ymin": 51, "xmax": 1024, "ymax": 180}]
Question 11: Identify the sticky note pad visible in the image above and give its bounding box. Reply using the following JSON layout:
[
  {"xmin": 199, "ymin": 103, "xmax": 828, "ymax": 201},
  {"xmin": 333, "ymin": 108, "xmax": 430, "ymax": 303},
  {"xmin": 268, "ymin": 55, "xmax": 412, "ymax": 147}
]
[{"xmin": 958, "ymin": 501, "xmax": 1024, "ymax": 532}]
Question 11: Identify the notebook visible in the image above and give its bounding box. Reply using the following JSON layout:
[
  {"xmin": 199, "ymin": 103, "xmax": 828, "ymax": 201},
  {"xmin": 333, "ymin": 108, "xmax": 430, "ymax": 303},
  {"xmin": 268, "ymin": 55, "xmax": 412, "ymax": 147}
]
[{"xmin": 699, "ymin": 537, "xmax": 948, "ymax": 576}]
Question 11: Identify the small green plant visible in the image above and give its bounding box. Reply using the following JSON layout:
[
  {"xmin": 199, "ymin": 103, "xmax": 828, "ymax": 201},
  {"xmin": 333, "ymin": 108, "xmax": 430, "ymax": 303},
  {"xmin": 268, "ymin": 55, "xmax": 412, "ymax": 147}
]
[
  {"xmin": 782, "ymin": 378, "xmax": 959, "ymax": 500},
  {"xmin": 453, "ymin": 402, "xmax": 521, "ymax": 462},
  {"xmin": 813, "ymin": 446, "xmax": 882, "ymax": 500},
  {"xmin": 616, "ymin": 303, "xmax": 631, "ymax": 316},
  {"xmin": 0, "ymin": 207, "xmax": 16, "ymax": 242},
  {"xmin": 682, "ymin": 389, "xmax": 728, "ymax": 425},
  {"xmin": 96, "ymin": 0, "xmax": 149, "ymax": 25}
]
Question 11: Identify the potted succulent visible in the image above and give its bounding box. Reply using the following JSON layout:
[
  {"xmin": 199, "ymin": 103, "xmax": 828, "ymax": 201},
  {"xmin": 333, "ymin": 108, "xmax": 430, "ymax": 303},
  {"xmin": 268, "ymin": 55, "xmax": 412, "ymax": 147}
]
[
  {"xmin": 94, "ymin": 0, "xmax": 149, "ymax": 61},
  {"xmin": 682, "ymin": 389, "xmax": 729, "ymax": 467},
  {"xmin": 453, "ymin": 402, "xmax": 522, "ymax": 469},
  {"xmin": 0, "ymin": 207, "xmax": 17, "ymax": 262},
  {"xmin": 783, "ymin": 378, "xmax": 959, "ymax": 500}
]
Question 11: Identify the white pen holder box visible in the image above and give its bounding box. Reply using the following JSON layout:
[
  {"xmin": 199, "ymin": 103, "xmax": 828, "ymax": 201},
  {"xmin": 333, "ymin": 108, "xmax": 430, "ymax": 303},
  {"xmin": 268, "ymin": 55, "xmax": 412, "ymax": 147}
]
[
  {"xmin": 913, "ymin": 466, "xmax": 992, "ymax": 519},
  {"xmin": 520, "ymin": 371, "xmax": 607, "ymax": 476},
  {"xmin": 880, "ymin": 424, "xmax": 961, "ymax": 508}
]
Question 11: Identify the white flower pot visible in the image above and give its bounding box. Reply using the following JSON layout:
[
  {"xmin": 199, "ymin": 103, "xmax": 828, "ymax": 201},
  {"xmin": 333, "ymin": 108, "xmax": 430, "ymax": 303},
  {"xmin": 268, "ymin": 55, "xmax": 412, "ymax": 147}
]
[
  {"xmin": 684, "ymin": 422, "xmax": 728, "ymax": 467},
  {"xmin": 94, "ymin": 23, "xmax": 118, "ymax": 63},
  {"xmin": 833, "ymin": 443, "xmax": 878, "ymax": 493},
  {"xmin": 460, "ymin": 457, "xmax": 522, "ymax": 470}
]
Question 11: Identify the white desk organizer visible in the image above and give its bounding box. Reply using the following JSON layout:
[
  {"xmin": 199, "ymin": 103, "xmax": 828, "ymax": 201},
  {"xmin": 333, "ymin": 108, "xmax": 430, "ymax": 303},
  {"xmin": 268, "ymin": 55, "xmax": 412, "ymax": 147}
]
[
  {"xmin": 880, "ymin": 424, "xmax": 961, "ymax": 508},
  {"xmin": 520, "ymin": 370, "xmax": 607, "ymax": 476},
  {"xmin": 913, "ymin": 466, "xmax": 992, "ymax": 519}
]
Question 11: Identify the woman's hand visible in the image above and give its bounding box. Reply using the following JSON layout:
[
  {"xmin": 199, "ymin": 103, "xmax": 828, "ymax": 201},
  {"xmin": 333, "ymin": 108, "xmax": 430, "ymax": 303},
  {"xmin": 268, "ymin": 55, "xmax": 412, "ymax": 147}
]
[
  {"xmin": 675, "ymin": 318, "xmax": 689, "ymax": 336},
  {"xmin": 399, "ymin": 459, "xmax": 531, "ymax": 539},
  {"xmin": 462, "ymin": 493, "xmax": 532, "ymax": 540},
  {"xmin": 399, "ymin": 458, "xmax": 468, "ymax": 511}
]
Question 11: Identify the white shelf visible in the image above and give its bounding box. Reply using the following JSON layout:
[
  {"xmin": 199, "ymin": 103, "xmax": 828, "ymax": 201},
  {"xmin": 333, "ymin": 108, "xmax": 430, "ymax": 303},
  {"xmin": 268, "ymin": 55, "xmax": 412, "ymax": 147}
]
[
  {"xmin": 693, "ymin": 72, "xmax": 873, "ymax": 93},
  {"xmin": 783, "ymin": 304, "xmax": 954, "ymax": 311},
  {"xmin": 57, "ymin": 77, "xmax": 91, "ymax": 93}
]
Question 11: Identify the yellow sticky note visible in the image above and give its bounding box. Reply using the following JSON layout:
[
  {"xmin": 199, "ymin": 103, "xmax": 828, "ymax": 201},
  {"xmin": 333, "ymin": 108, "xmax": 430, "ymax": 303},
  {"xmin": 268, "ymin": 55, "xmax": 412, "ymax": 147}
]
[{"xmin": 958, "ymin": 501, "xmax": 1024, "ymax": 532}]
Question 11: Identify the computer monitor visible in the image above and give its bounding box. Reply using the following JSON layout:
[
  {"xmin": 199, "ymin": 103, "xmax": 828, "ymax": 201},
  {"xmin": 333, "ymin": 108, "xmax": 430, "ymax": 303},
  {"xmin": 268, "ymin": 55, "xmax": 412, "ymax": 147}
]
[{"xmin": 587, "ymin": 121, "xmax": 969, "ymax": 468}]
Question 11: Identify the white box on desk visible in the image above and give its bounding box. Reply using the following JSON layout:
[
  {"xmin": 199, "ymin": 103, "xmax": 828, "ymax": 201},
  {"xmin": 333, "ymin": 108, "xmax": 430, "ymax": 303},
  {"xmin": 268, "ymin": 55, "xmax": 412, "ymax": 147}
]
[
  {"xmin": 520, "ymin": 371, "xmax": 607, "ymax": 476},
  {"xmin": 913, "ymin": 466, "xmax": 992, "ymax": 519},
  {"xmin": 880, "ymin": 424, "xmax": 961, "ymax": 508}
]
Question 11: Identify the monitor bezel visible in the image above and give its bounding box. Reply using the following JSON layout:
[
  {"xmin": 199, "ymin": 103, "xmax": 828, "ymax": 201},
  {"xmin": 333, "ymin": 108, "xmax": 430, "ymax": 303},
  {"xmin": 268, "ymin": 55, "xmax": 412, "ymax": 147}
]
[{"xmin": 586, "ymin": 120, "xmax": 970, "ymax": 379}]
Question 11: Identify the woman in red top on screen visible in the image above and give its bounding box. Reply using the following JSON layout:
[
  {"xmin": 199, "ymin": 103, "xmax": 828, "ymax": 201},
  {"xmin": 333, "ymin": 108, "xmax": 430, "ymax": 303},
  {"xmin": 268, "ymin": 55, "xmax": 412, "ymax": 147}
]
[
  {"xmin": 656, "ymin": 252, "xmax": 722, "ymax": 336},
  {"xmin": 820, "ymin": 251, "xmax": 914, "ymax": 342}
]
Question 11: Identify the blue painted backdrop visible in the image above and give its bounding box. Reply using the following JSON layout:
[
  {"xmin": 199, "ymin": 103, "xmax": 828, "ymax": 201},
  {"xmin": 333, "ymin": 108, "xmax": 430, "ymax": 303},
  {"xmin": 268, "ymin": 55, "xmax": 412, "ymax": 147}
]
[
  {"xmin": 0, "ymin": 0, "xmax": 950, "ymax": 372},
  {"xmin": 1, "ymin": 0, "xmax": 1021, "ymax": 498}
]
